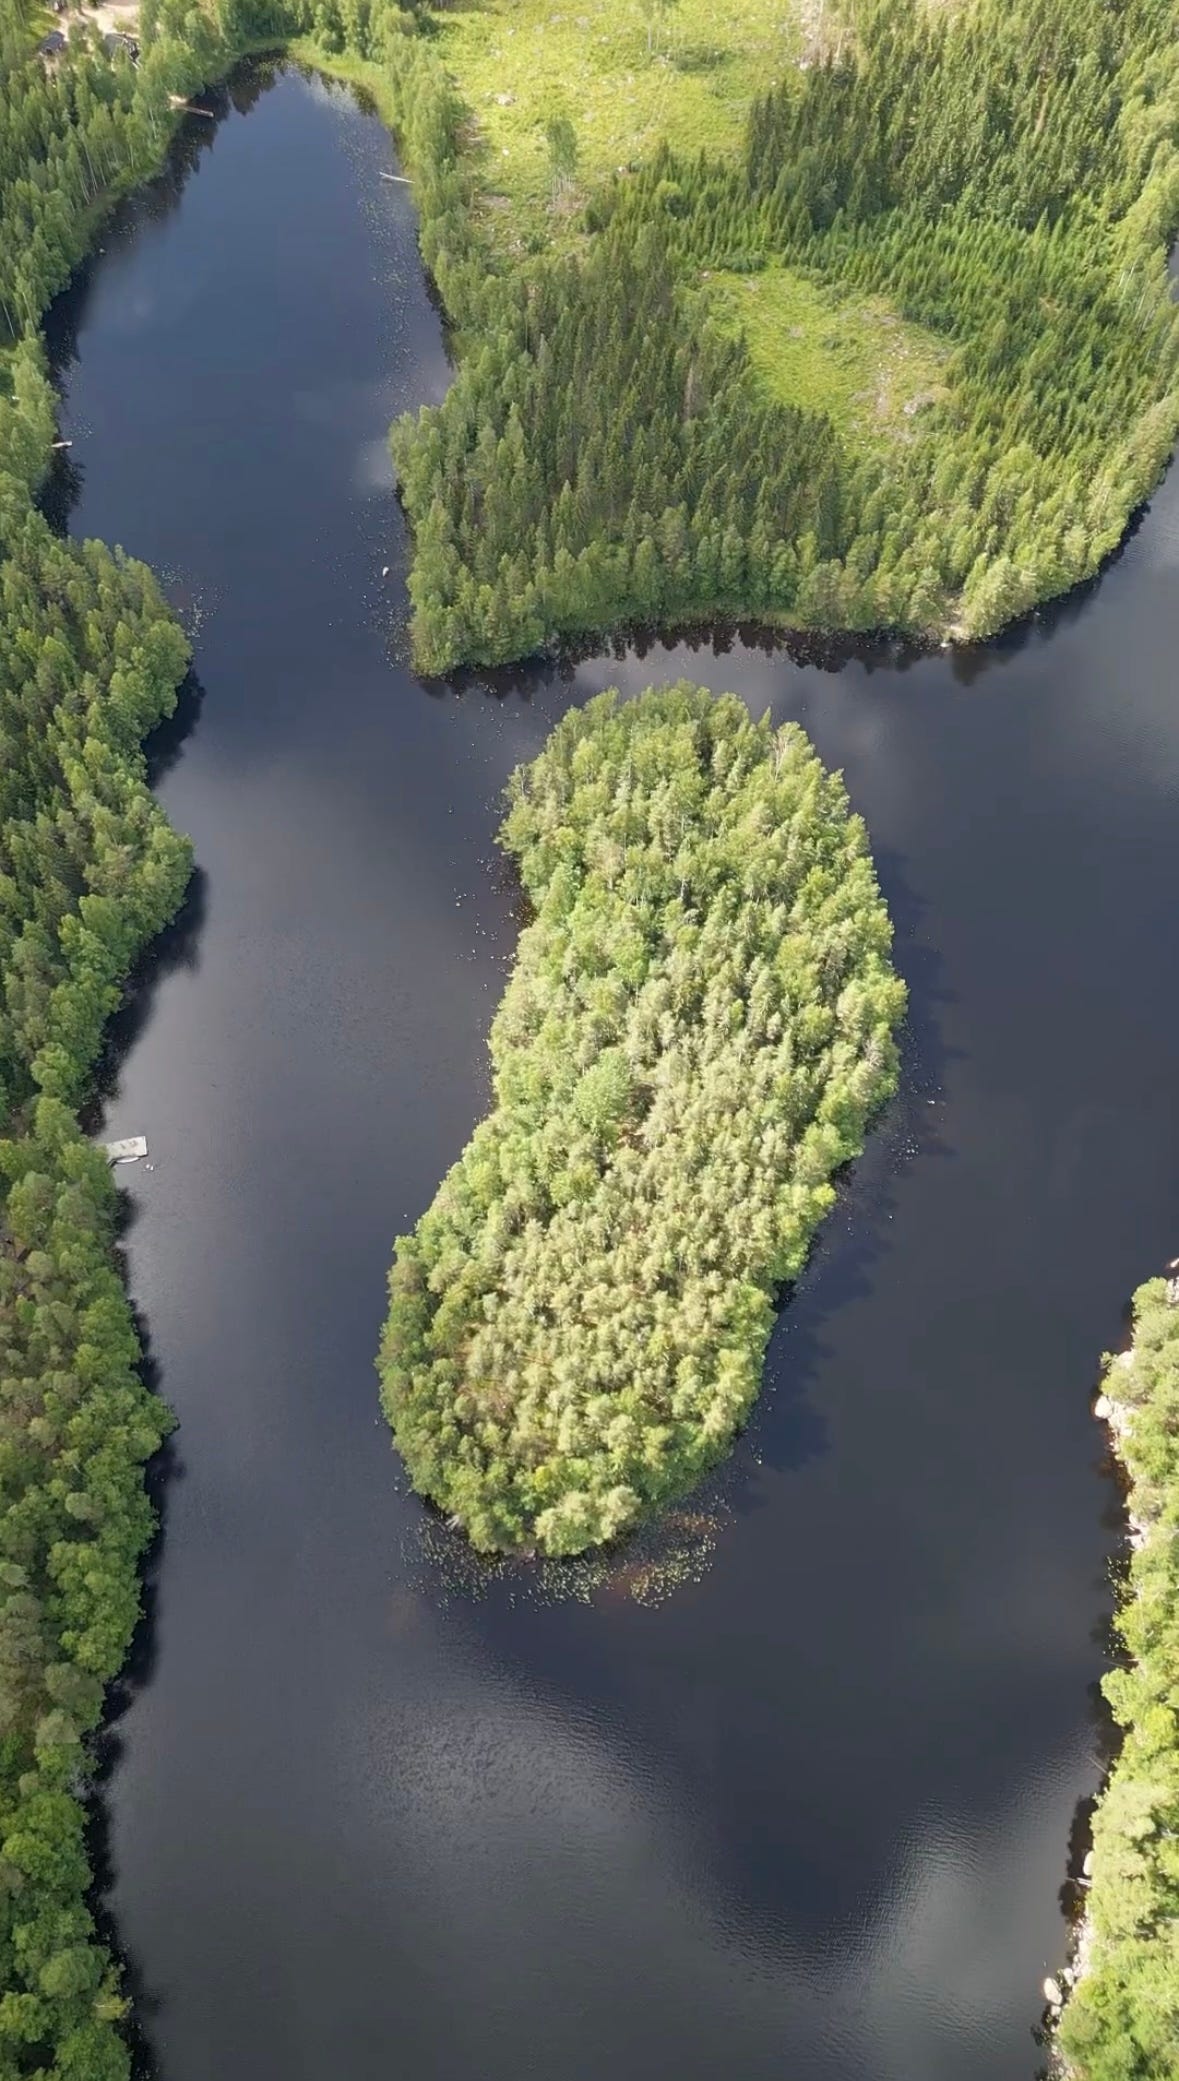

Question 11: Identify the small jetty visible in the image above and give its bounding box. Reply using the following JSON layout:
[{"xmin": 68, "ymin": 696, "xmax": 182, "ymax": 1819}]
[{"xmin": 104, "ymin": 1135, "xmax": 148, "ymax": 1165}]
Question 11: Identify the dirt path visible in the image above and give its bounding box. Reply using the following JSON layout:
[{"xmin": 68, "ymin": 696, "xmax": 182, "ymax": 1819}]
[{"xmin": 72, "ymin": 0, "xmax": 139, "ymax": 36}]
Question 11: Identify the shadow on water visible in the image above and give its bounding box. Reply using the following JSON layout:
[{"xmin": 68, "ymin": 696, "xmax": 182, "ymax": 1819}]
[
  {"xmin": 746, "ymin": 847, "xmax": 958, "ymax": 1490},
  {"xmin": 427, "ymin": 446, "xmax": 1173, "ymax": 705},
  {"xmin": 35, "ymin": 104, "xmax": 232, "ymax": 2069},
  {"xmin": 81, "ymin": 852, "xmax": 208, "ymax": 2070},
  {"xmin": 87, "ymin": 1261, "xmax": 188, "ymax": 2078},
  {"xmin": 391, "ymin": 829, "xmax": 970, "ymax": 1961},
  {"xmin": 1051, "ymin": 1279, "xmax": 1152, "ymax": 1944},
  {"xmin": 435, "ymin": 618, "xmax": 934, "ymax": 706},
  {"xmin": 38, "ymin": 441, "xmax": 85, "ymax": 538},
  {"xmin": 81, "ymin": 864, "xmax": 208, "ymax": 1129},
  {"xmin": 77, "ymin": 675, "xmax": 209, "ymax": 1122},
  {"xmin": 87, "ymin": 1432, "xmax": 181, "ymax": 2081},
  {"xmin": 146, "ymin": 668, "xmax": 207, "ymax": 786},
  {"xmin": 78, "ymin": 783, "xmax": 208, "ymax": 2077},
  {"xmin": 50, "ymin": 54, "xmax": 1179, "ymax": 2081},
  {"xmin": 37, "ymin": 92, "xmax": 236, "ymax": 538},
  {"xmin": 76, "ymin": 680, "xmax": 208, "ymax": 2065},
  {"xmin": 403, "ymin": 839, "xmax": 957, "ymax": 1606},
  {"xmin": 1033, "ymin": 1265, "xmax": 1172, "ymax": 2081},
  {"xmin": 39, "ymin": 55, "xmax": 284, "ymax": 523},
  {"xmin": 43, "ymin": 115, "xmax": 219, "ymax": 350}
]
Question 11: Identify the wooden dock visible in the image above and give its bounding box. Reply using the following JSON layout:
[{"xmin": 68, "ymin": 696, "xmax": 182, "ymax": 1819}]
[{"xmin": 104, "ymin": 1135, "xmax": 148, "ymax": 1164}]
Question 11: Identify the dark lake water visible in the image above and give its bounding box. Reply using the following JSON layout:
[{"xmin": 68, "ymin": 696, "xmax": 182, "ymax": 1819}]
[{"xmin": 46, "ymin": 58, "xmax": 1179, "ymax": 2081}]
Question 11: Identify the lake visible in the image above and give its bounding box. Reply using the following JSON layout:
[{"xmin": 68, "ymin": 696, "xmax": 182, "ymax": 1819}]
[{"xmin": 47, "ymin": 58, "xmax": 1179, "ymax": 2081}]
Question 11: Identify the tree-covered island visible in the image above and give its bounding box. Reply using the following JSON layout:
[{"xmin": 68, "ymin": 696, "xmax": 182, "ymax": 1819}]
[{"xmin": 378, "ymin": 686, "xmax": 905, "ymax": 1555}]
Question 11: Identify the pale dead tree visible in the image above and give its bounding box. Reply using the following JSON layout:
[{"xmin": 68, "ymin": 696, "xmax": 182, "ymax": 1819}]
[{"xmin": 638, "ymin": 0, "xmax": 680, "ymax": 59}]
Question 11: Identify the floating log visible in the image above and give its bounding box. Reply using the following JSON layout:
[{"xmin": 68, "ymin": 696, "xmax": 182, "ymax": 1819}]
[
  {"xmin": 103, "ymin": 1135, "xmax": 148, "ymax": 1164},
  {"xmin": 52, "ymin": 440, "xmax": 72, "ymax": 449}
]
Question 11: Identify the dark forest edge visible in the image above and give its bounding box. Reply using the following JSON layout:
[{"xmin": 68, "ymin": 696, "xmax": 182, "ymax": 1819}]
[
  {"xmin": 58, "ymin": 0, "xmax": 1177, "ymax": 684},
  {"xmin": 0, "ymin": 0, "xmax": 1173, "ymax": 2071},
  {"xmin": 1052, "ymin": 1276, "xmax": 1179, "ymax": 2081},
  {"xmin": 0, "ymin": 5, "xmax": 253, "ymax": 2074},
  {"xmin": 293, "ymin": 0, "xmax": 1178, "ymax": 673},
  {"xmin": 0, "ymin": 429, "xmax": 189, "ymax": 2069},
  {"xmin": 378, "ymin": 685, "xmax": 905, "ymax": 1555},
  {"xmin": 388, "ymin": 0, "xmax": 1179, "ymax": 672}
]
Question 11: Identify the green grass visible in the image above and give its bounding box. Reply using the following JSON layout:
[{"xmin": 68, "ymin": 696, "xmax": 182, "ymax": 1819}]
[
  {"xmin": 429, "ymin": 0, "xmax": 806, "ymax": 252},
  {"xmin": 704, "ymin": 264, "xmax": 954, "ymax": 448},
  {"xmin": 414, "ymin": 3, "xmax": 957, "ymax": 443}
]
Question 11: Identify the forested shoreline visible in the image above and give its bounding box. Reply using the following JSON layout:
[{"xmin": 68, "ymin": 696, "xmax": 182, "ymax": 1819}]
[
  {"xmin": 364, "ymin": 0, "xmax": 1179, "ymax": 670},
  {"xmin": 0, "ymin": 8, "xmax": 231, "ymax": 2073},
  {"xmin": 1054, "ymin": 1277, "xmax": 1179, "ymax": 2081},
  {"xmin": 0, "ymin": 397, "xmax": 190, "ymax": 2072},
  {"xmin": 3, "ymin": 0, "xmax": 1179, "ymax": 2068},
  {"xmin": 79, "ymin": 0, "xmax": 1178, "ymax": 676},
  {"xmin": 378, "ymin": 686, "xmax": 904, "ymax": 1555}
]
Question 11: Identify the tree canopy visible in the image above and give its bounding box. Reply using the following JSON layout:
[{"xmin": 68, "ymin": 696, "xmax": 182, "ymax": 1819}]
[
  {"xmin": 366, "ymin": 0, "xmax": 1179, "ymax": 667},
  {"xmin": 0, "ymin": 11, "xmax": 212, "ymax": 2071},
  {"xmin": 379, "ymin": 685, "xmax": 904, "ymax": 1554},
  {"xmin": 1057, "ymin": 1278, "xmax": 1179, "ymax": 2081},
  {"xmin": 60, "ymin": 0, "xmax": 1171, "ymax": 682}
]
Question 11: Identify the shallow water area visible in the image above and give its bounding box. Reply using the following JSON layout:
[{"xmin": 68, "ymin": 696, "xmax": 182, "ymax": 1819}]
[{"xmin": 47, "ymin": 58, "xmax": 1179, "ymax": 2081}]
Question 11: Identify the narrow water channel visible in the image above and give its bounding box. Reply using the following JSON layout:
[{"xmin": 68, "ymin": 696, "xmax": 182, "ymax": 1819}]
[{"xmin": 47, "ymin": 60, "xmax": 1179, "ymax": 2081}]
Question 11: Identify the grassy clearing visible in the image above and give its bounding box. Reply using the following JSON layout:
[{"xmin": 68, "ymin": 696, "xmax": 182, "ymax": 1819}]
[
  {"xmin": 704, "ymin": 264, "xmax": 954, "ymax": 447},
  {"xmin": 416, "ymin": 3, "xmax": 956, "ymax": 446},
  {"xmin": 429, "ymin": 0, "xmax": 804, "ymax": 251}
]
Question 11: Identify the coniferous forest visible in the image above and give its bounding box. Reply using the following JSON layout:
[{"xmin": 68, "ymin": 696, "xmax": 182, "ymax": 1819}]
[
  {"xmin": 1, "ymin": 3, "xmax": 1178, "ymax": 2077},
  {"xmin": 377, "ymin": 0, "xmax": 1179, "ymax": 669},
  {"xmin": 0, "ymin": 367, "xmax": 191, "ymax": 2072},
  {"xmin": 1056, "ymin": 1280, "xmax": 1179, "ymax": 2081},
  {"xmin": 52, "ymin": 0, "xmax": 1175, "ymax": 674},
  {"xmin": 379, "ymin": 687, "xmax": 904, "ymax": 1555},
  {"xmin": 0, "ymin": 13, "xmax": 211, "ymax": 2075}
]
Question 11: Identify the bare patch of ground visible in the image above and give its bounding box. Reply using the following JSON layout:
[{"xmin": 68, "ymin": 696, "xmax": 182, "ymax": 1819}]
[{"xmin": 69, "ymin": 0, "xmax": 139, "ymax": 37}]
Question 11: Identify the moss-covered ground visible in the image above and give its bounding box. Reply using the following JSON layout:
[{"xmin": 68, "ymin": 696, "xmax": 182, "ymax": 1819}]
[
  {"xmin": 703, "ymin": 265, "xmax": 953, "ymax": 449},
  {"xmin": 430, "ymin": 0, "xmax": 808, "ymax": 252},
  {"xmin": 419, "ymin": 0, "xmax": 953, "ymax": 450}
]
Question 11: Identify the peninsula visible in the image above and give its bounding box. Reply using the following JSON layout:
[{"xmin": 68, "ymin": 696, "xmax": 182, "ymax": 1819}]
[
  {"xmin": 60, "ymin": 0, "xmax": 1175, "ymax": 673},
  {"xmin": 375, "ymin": 0, "xmax": 1179, "ymax": 668}
]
